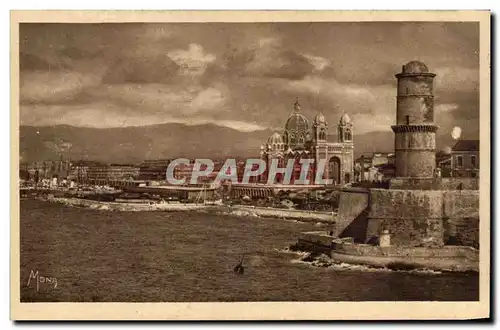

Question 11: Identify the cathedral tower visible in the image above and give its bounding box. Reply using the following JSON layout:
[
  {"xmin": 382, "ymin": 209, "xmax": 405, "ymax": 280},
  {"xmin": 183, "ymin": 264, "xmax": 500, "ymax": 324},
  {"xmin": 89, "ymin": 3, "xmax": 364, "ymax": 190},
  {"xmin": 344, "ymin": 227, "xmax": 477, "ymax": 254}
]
[
  {"xmin": 337, "ymin": 113, "xmax": 354, "ymax": 184},
  {"xmin": 313, "ymin": 112, "xmax": 329, "ymax": 179},
  {"xmin": 392, "ymin": 61, "xmax": 438, "ymax": 178},
  {"xmin": 313, "ymin": 112, "xmax": 328, "ymax": 144},
  {"xmin": 338, "ymin": 113, "xmax": 353, "ymax": 143}
]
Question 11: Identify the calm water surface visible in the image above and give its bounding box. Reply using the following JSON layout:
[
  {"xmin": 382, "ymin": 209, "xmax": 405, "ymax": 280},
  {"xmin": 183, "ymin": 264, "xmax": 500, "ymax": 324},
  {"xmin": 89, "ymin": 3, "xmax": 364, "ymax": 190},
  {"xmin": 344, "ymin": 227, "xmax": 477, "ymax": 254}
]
[{"xmin": 20, "ymin": 199, "xmax": 479, "ymax": 302}]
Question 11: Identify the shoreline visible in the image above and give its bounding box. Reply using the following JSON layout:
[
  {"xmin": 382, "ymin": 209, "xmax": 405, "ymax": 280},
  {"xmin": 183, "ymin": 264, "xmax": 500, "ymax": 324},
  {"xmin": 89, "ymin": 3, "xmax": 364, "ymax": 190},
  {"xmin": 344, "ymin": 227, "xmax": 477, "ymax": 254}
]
[{"xmin": 36, "ymin": 196, "xmax": 337, "ymax": 224}]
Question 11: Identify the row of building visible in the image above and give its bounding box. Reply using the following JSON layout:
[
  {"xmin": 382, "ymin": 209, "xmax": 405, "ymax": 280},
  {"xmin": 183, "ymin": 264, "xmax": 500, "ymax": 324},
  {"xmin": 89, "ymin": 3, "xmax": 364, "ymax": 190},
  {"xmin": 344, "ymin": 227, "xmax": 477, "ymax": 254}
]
[
  {"xmin": 20, "ymin": 159, "xmax": 160, "ymax": 183},
  {"xmin": 19, "ymin": 158, "xmax": 259, "ymax": 185},
  {"xmin": 355, "ymin": 139, "xmax": 479, "ymax": 183}
]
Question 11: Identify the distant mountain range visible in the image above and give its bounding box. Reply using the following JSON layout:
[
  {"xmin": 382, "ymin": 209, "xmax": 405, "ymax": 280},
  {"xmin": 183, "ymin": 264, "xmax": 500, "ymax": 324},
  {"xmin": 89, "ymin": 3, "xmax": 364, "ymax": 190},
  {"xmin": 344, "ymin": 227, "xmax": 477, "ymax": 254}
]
[{"xmin": 19, "ymin": 123, "xmax": 458, "ymax": 164}]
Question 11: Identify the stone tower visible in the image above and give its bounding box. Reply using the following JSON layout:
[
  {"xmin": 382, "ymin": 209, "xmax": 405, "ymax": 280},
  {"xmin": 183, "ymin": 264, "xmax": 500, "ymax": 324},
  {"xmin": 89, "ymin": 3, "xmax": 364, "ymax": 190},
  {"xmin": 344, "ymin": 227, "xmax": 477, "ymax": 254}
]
[
  {"xmin": 313, "ymin": 112, "xmax": 329, "ymax": 180},
  {"xmin": 338, "ymin": 113, "xmax": 354, "ymax": 184},
  {"xmin": 392, "ymin": 61, "xmax": 438, "ymax": 178}
]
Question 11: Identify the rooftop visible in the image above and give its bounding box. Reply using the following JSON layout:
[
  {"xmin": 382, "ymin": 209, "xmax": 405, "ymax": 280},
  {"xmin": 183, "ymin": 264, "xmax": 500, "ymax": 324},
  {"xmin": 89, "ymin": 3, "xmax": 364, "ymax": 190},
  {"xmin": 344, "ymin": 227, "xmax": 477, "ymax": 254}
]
[{"xmin": 452, "ymin": 140, "xmax": 480, "ymax": 152}]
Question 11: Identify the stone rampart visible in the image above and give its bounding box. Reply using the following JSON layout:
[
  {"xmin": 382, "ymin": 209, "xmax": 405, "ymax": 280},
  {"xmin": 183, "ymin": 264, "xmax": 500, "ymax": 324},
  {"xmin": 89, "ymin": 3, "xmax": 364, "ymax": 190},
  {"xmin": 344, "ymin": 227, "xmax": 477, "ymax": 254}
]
[
  {"xmin": 335, "ymin": 189, "xmax": 370, "ymax": 241},
  {"xmin": 366, "ymin": 189, "xmax": 479, "ymax": 247},
  {"xmin": 389, "ymin": 177, "xmax": 479, "ymax": 190}
]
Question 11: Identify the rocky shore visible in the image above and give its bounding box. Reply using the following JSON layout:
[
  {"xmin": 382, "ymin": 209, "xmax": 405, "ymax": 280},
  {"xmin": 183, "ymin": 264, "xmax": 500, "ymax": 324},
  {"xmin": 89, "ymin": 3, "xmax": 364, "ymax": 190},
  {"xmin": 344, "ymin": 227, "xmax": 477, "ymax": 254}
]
[{"xmin": 292, "ymin": 231, "xmax": 479, "ymax": 273}]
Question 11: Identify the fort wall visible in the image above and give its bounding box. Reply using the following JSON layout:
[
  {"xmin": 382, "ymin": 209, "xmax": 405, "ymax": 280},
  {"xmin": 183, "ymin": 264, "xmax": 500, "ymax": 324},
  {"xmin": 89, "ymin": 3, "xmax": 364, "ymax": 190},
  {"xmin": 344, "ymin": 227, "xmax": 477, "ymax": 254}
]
[
  {"xmin": 335, "ymin": 189, "xmax": 370, "ymax": 241},
  {"xmin": 365, "ymin": 189, "xmax": 479, "ymax": 247},
  {"xmin": 389, "ymin": 177, "xmax": 479, "ymax": 190}
]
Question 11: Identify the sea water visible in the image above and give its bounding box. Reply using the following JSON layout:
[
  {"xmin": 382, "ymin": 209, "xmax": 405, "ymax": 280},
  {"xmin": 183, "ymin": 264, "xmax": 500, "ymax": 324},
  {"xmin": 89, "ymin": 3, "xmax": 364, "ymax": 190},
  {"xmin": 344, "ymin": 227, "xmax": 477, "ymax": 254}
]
[{"xmin": 20, "ymin": 199, "xmax": 478, "ymax": 302}]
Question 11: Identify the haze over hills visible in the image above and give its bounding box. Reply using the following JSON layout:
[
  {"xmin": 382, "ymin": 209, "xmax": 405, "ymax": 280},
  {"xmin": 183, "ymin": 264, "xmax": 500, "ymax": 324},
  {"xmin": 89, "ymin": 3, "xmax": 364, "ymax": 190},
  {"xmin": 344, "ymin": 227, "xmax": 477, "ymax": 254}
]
[{"xmin": 19, "ymin": 123, "xmax": 462, "ymax": 164}]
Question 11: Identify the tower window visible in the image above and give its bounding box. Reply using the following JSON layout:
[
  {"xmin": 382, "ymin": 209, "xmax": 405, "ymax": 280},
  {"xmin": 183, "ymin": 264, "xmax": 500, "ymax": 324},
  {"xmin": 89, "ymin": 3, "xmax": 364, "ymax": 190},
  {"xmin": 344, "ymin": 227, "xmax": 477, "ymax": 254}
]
[
  {"xmin": 345, "ymin": 130, "xmax": 352, "ymax": 141},
  {"xmin": 471, "ymin": 155, "xmax": 476, "ymax": 167},
  {"xmin": 405, "ymin": 115, "xmax": 410, "ymax": 125},
  {"xmin": 406, "ymin": 87, "xmax": 409, "ymax": 94}
]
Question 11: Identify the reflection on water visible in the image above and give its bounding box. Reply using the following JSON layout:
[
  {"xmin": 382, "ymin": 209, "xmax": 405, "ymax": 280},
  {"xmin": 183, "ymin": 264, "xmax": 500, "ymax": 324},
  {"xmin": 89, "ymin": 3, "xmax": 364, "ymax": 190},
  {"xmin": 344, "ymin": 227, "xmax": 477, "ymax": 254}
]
[{"xmin": 20, "ymin": 199, "xmax": 479, "ymax": 302}]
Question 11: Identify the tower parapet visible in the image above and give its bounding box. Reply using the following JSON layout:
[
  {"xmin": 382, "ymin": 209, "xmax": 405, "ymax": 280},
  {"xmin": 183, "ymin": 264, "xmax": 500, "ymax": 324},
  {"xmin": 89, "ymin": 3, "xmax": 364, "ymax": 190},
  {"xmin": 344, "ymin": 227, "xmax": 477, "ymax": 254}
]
[{"xmin": 392, "ymin": 61, "xmax": 438, "ymax": 178}]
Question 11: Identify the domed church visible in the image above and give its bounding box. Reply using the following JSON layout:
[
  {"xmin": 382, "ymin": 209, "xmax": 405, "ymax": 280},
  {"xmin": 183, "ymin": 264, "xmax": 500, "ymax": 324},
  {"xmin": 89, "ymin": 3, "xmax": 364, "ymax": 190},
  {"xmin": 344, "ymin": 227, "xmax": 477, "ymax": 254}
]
[{"xmin": 259, "ymin": 99, "xmax": 354, "ymax": 185}]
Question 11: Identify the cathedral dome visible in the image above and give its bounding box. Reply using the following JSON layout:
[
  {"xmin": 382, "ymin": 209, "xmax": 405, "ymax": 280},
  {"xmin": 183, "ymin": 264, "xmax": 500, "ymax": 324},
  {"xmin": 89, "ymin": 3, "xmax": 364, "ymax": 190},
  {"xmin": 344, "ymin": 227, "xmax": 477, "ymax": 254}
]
[
  {"xmin": 314, "ymin": 113, "xmax": 327, "ymax": 125},
  {"xmin": 284, "ymin": 99, "xmax": 311, "ymax": 148},
  {"xmin": 402, "ymin": 61, "xmax": 429, "ymax": 74},
  {"xmin": 267, "ymin": 131, "xmax": 284, "ymax": 145},
  {"xmin": 285, "ymin": 112, "xmax": 310, "ymax": 133},
  {"xmin": 339, "ymin": 113, "xmax": 351, "ymax": 125},
  {"xmin": 285, "ymin": 99, "xmax": 310, "ymax": 133}
]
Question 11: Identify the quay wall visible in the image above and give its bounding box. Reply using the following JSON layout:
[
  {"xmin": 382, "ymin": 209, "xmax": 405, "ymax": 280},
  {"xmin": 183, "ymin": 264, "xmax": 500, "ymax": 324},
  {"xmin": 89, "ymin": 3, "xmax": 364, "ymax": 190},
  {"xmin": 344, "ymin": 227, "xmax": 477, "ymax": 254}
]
[
  {"xmin": 389, "ymin": 177, "xmax": 479, "ymax": 190},
  {"xmin": 442, "ymin": 191, "xmax": 480, "ymax": 248},
  {"xmin": 335, "ymin": 189, "xmax": 370, "ymax": 241},
  {"xmin": 366, "ymin": 189, "xmax": 479, "ymax": 248},
  {"xmin": 367, "ymin": 189, "xmax": 444, "ymax": 247},
  {"xmin": 332, "ymin": 241, "xmax": 478, "ymax": 260}
]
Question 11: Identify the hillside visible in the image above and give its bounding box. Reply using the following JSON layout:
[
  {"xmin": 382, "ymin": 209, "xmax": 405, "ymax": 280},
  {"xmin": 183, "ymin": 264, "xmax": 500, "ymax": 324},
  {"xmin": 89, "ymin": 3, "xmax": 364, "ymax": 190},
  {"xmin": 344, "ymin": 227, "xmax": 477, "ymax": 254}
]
[{"xmin": 15, "ymin": 123, "xmax": 437, "ymax": 164}]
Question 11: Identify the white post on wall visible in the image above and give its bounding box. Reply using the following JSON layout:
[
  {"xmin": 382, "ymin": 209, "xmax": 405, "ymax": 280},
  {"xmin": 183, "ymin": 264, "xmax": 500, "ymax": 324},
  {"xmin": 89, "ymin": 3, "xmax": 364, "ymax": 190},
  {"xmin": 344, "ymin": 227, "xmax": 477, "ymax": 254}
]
[{"xmin": 379, "ymin": 229, "xmax": 391, "ymax": 247}]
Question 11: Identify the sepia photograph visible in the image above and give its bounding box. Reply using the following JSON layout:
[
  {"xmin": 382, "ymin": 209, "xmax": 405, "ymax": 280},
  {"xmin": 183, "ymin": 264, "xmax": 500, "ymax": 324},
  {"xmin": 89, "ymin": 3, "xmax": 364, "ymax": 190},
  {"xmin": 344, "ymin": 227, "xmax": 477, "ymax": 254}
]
[{"xmin": 10, "ymin": 10, "xmax": 490, "ymax": 320}]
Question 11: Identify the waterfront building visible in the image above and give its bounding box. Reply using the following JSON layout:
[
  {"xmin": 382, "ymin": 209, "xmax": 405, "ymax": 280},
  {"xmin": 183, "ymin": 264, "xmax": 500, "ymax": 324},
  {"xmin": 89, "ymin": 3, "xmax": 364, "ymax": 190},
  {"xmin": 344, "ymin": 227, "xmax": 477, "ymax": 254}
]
[
  {"xmin": 68, "ymin": 165, "xmax": 88, "ymax": 182},
  {"xmin": 375, "ymin": 162, "xmax": 396, "ymax": 181},
  {"xmin": 259, "ymin": 99, "xmax": 354, "ymax": 186},
  {"xmin": 173, "ymin": 163, "xmax": 196, "ymax": 184},
  {"xmin": 138, "ymin": 159, "xmax": 172, "ymax": 181},
  {"xmin": 86, "ymin": 163, "xmax": 140, "ymax": 182},
  {"xmin": 450, "ymin": 140, "xmax": 479, "ymax": 178},
  {"xmin": 26, "ymin": 159, "xmax": 72, "ymax": 180},
  {"xmin": 436, "ymin": 151, "xmax": 452, "ymax": 178},
  {"xmin": 107, "ymin": 164, "xmax": 140, "ymax": 180},
  {"xmin": 355, "ymin": 152, "xmax": 395, "ymax": 182},
  {"xmin": 67, "ymin": 160, "xmax": 103, "ymax": 183},
  {"xmin": 86, "ymin": 164, "xmax": 110, "ymax": 182}
]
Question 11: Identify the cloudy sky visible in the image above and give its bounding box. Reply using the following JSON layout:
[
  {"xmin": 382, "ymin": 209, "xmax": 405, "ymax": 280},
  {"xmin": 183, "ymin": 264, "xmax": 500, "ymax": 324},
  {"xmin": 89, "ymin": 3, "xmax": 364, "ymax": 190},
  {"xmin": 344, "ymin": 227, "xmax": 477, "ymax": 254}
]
[{"xmin": 19, "ymin": 22, "xmax": 479, "ymax": 138}]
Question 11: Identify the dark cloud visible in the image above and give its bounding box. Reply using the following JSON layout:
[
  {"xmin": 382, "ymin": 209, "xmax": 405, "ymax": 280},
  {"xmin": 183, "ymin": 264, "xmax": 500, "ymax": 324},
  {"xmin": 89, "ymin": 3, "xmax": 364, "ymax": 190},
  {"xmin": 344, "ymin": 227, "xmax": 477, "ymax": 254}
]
[
  {"xmin": 19, "ymin": 52, "xmax": 67, "ymax": 71},
  {"xmin": 102, "ymin": 54, "xmax": 180, "ymax": 84},
  {"xmin": 321, "ymin": 61, "xmax": 399, "ymax": 86},
  {"xmin": 20, "ymin": 86, "xmax": 99, "ymax": 106},
  {"xmin": 226, "ymin": 39, "xmax": 315, "ymax": 80},
  {"xmin": 57, "ymin": 46, "xmax": 104, "ymax": 61},
  {"xmin": 18, "ymin": 22, "xmax": 480, "ymax": 136}
]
